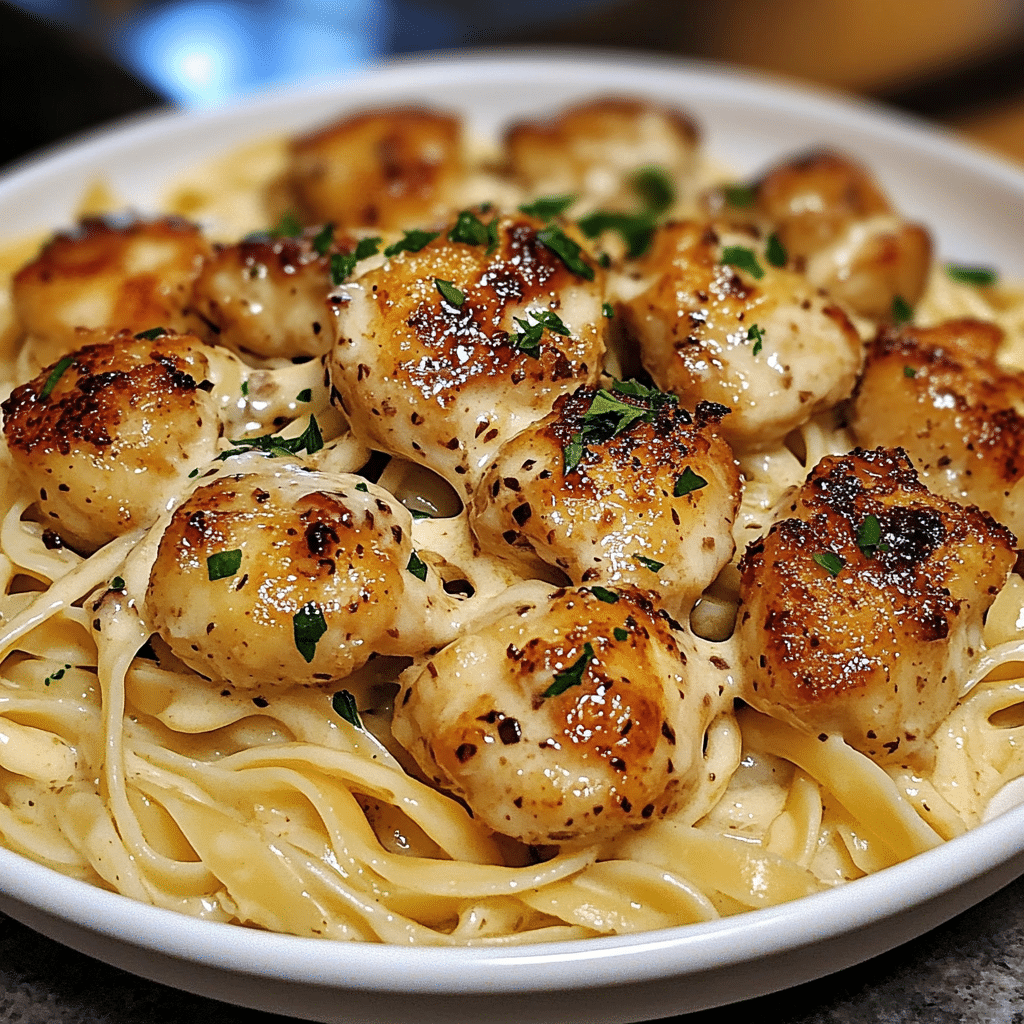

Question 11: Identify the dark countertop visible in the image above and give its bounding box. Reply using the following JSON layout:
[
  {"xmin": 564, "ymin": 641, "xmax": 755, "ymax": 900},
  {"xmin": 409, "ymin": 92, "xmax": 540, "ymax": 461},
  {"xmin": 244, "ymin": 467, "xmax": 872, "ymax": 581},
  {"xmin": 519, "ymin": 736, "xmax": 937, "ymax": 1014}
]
[{"xmin": 2, "ymin": 4, "xmax": 1024, "ymax": 1022}]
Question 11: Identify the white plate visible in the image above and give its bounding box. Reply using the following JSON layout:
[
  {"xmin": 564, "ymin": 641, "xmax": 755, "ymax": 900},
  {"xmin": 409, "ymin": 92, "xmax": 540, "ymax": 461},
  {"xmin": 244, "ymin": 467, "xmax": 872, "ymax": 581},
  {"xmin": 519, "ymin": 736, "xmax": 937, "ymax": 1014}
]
[{"xmin": 2, "ymin": 48, "xmax": 1024, "ymax": 1024}]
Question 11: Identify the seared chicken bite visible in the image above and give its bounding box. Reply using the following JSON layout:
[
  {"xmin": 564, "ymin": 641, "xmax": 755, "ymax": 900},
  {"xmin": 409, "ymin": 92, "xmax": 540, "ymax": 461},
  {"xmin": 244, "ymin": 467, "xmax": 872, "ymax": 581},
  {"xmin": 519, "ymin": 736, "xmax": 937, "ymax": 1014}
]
[
  {"xmin": 329, "ymin": 209, "xmax": 605, "ymax": 494},
  {"xmin": 471, "ymin": 382, "xmax": 740, "ymax": 613},
  {"xmin": 393, "ymin": 585, "xmax": 714, "ymax": 845},
  {"xmin": 1, "ymin": 330, "xmax": 239, "ymax": 550},
  {"xmin": 752, "ymin": 151, "xmax": 931, "ymax": 321},
  {"xmin": 738, "ymin": 447, "xmax": 1015, "ymax": 765},
  {"xmin": 190, "ymin": 227, "xmax": 345, "ymax": 360},
  {"xmin": 620, "ymin": 221, "xmax": 862, "ymax": 450},
  {"xmin": 288, "ymin": 107, "xmax": 465, "ymax": 231},
  {"xmin": 505, "ymin": 97, "xmax": 698, "ymax": 213},
  {"xmin": 851, "ymin": 319, "xmax": 1024, "ymax": 537},
  {"xmin": 13, "ymin": 216, "xmax": 210, "ymax": 366},
  {"xmin": 146, "ymin": 466, "xmax": 459, "ymax": 690}
]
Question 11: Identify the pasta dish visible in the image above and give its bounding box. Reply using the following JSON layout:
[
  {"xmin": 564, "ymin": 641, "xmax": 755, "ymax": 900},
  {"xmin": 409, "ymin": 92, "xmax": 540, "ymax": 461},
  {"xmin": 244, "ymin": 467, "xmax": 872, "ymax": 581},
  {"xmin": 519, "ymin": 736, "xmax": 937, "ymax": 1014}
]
[{"xmin": 0, "ymin": 95, "xmax": 1022, "ymax": 946}]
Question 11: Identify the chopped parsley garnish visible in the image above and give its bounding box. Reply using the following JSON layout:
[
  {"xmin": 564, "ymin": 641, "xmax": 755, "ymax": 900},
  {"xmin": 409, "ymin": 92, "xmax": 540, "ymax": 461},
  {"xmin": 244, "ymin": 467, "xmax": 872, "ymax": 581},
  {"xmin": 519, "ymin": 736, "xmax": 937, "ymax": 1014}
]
[
  {"xmin": 812, "ymin": 551, "xmax": 845, "ymax": 578},
  {"xmin": 721, "ymin": 245, "xmax": 765, "ymax": 280},
  {"xmin": 134, "ymin": 326, "xmax": 167, "ymax": 341},
  {"xmin": 448, "ymin": 209, "xmax": 495, "ymax": 249},
  {"xmin": 747, "ymin": 323, "xmax": 765, "ymax": 356},
  {"xmin": 296, "ymin": 388, "xmax": 312, "ymax": 403},
  {"xmin": 241, "ymin": 380, "xmax": 249, "ymax": 396},
  {"xmin": 766, "ymin": 233, "xmax": 788, "ymax": 268},
  {"xmin": 722, "ymin": 183, "xmax": 755, "ymax": 208},
  {"xmin": 562, "ymin": 379, "xmax": 677, "ymax": 475},
  {"xmin": 332, "ymin": 689, "xmax": 362, "ymax": 729},
  {"xmin": 635, "ymin": 554, "xmax": 664, "ymax": 573},
  {"xmin": 329, "ymin": 236, "xmax": 382, "ymax": 285},
  {"xmin": 312, "ymin": 223, "xmax": 334, "ymax": 256},
  {"xmin": 542, "ymin": 642, "xmax": 595, "ymax": 698},
  {"xmin": 632, "ymin": 166, "xmax": 675, "ymax": 216},
  {"xmin": 602, "ymin": 302, "xmax": 614, "ymax": 319},
  {"xmin": 218, "ymin": 415, "xmax": 324, "ymax": 462},
  {"xmin": 109, "ymin": 576, "xmax": 126, "ymax": 591},
  {"xmin": 435, "ymin": 278, "xmax": 466, "ymax": 308},
  {"xmin": 598, "ymin": 252, "xmax": 611, "ymax": 268},
  {"xmin": 891, "ymin": 295, "xmax": 913, "ymax": 326},
  {"xmin": 537, "ymin": 225, "xmax": 595, "ymax": 280},
  {"xmin": 590, "ymin": 586, "xmax": 619, "ymax": 604},
  {"xmin": 519, "ymin": 194, "xmax": 576, "ymax": 220},
  {"xmin": 673, "ymin": 467, "xmax": 708, "ymax": 497},
  {"xmin": 383, "ymin": 229, "xmax": 439, "ymax": 258},
  {"xmin": 355, "ymin": 482, "xmax": 369, "ymax": 492},
  {"xmin": 577, "ymin": 210, "xmax": 656, "ymax": 259},
  {"xmin": 945, "ymin": 263, "xmax": 998, "ymax": 287},
  {"xmin": 406, "ymin": 551, "xmax": 428, "ymax": 581},
  {"xmin": 903, "ymin": 365, "xmax": 918, "ymax": 379},
  {"xmin": 511, "ymin": 308, "xmax": 570, "ymax": 357},
  {"xmin": 856, "ymin": 514, "xmax": 889, "ymax": 559},
  {"xmin": 207, "ymin": 549, "xmax": 242, "ymax": 581},
  {"xmin": 293, "ymin": 602, "xmax": 328, "ymax": 663},
  {"xmin": 409, "ymin": 508, "xmax": 433, "ymax": 519},
  {"xmin": 44, "ymin": 664, "xmax": 70, "ymax": 687},
  {"xmin": 38, "ymin": 356, "xmax": 74, "ymax": 400},
  {"xmin": 613, "ymin": 627, "xmax": 629, "ymax": 642},
  {"xmin": 274, "ymin": 210, "xmax": 302, "ymax": 238}
]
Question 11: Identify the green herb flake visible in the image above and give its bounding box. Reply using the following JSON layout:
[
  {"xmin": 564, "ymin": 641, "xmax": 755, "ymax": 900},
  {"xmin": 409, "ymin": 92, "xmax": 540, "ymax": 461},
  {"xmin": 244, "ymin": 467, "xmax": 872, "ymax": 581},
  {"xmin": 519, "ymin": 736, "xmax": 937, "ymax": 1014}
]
[
  {"xmin": 383, "ymin": 229, "xmax": 439, "ymax": 258},
  {"xmin": 747, "ymin": 323, "xmax": 765, "ymax": 356},
  {"xmin": 134, "ymin": 326, "xmax": 167, "ymax": 341},
  {"xmin": 519, "ymin": 194, "xmax": 576, "ymax": 220},
  {"xmin": 332, "ymin": 689, "xmax": 363, "ymax": 729},
  {"xmin": 577, "ymin": 210, "xmax": 655, "ymax": 259},
  {"xmin": 537, "ymin": 225, "xmax": 595, "ymax": 280},
  {"xmin": 275, "ymin": 210, "xmax": 302, "ymax": 238},
  {"xmin": 38, "ymin": 355, "xmax": 75, "ymax": 401},
  {"xmin": 330, "ymin": 252, "xmax": 355, "ymax": 285},
  {"xmin": 207, "ymin": 549, "xmax": 242, "ymax": 581},
  {"xmin": 109, "ymin": 576, "xmax": 126, "ymax": 591},
  {"xmin": 812, "ymin": 551, "xmax": 845, "ymax": 578},
  {"xmin": 448, "ymin": 210, "xmax": 490, "ymax": 247},
  {"xmin": 766, "ymin": 233, "xmax": 788, "ymax": 268},
  {"xmin": 435, "ymin": 278, "xmax": 466, "ymax": 308},
  {"xmin": 903, "ymin": 365, "xmax": 918, "ymax": 379},
  {"xmin": 296, "ymin": 388, "xmax": 312, "ymax": 403},
  {"xmin": 409, "ymin": 508, "xmax": 433, "ymax": 519},
  {"xmin": 293, "ymin": 602, "xmax": 328, "ymax": 663},
  {"xmin": 722, "ymin": 183, "xmax": 755, "ymax": 208},
  {"xmin": 355, "ymin": 482, "xmax": 368, "ymax": 492},
  {"xmin": 188, "ymin": 468, "xmax": 200, "ymax": 478},
  {"xmin": 721, "ymin": 245, "xmax": 765, "ymax": 280},
  {"xmin": 406, "ymin": 551, "xmax": 428, "ymax": 582},
  {"xmin": 673, "ymin": 466, "xmax": 708, "ymax": 497},
  {"xmin": 220, "ymin": 415, "xmax": 324, "ymax": 462},
  {"xmin": 542, "ymin": 642, "xmax": 595, "ymax": 698},
  {"xmin": 563, "ymin": 431, "xmax": 585, "ymax": 475},
  {"xmin": 511, "ymin": 308, "xmax": 570, "ymax": 357},
  {"xmin": 590, "ymin": 586, "xmax": 619, "ymax": 604},
  {"xmin": 632, "ymin": 166, "xmax": 675, "ymax": 215},
  {"xmin": 602, "ymin": 302, "xmax": 614, "ymax": 319},
  {"xmin": 598, "ymin": 252, "xmax": 612, "ymax": 268},
  {"xmin": 44, "ymin": 664, "xmax": 70, "ymax": 687},
  {"xmin": 635, "ymin": 554, "xmax": 664, "ymax": 573},
  {"xmin": 946, "ymin": 263, "xmax": 998, "ymax": 287},
  {"xmin": 856, "ymin": 514, "xmax": 889, "ymax": 560},
  {"xmin": 613, "ymin": 627, "xmax": 629, "ymax": 642},
  {"xmin": 891, "ymin": 295, "xmax": 913, "ymax": 326},
  {"xmin": 311, "ymin": 222, "xmax": 334, "ymax": 256},
  {"xmin": 354, "ymin": 236, "xmax": 381, "ymax": 260}
]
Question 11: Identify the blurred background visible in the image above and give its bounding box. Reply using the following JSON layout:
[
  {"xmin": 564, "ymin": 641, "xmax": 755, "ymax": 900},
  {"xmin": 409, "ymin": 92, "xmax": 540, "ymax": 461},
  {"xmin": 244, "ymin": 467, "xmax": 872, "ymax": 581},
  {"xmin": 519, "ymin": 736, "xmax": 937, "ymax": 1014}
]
[{"xmin": 2, "ymin": 0, "xmax": 1024, "ymax": 166}]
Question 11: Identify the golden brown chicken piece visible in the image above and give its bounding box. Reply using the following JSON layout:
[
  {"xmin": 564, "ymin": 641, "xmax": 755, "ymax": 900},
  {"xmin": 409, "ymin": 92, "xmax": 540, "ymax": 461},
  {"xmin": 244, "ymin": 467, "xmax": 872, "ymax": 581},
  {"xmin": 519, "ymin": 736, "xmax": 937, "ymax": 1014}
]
[
  {"xmin": 504, "ymin": 96, "xmax": 699, "ymax": 213},
  {"xmin": 329, "ymin": 209, "xmax": 605, "ymax": 495},
  {"xmin": 752, "ymin": 150, "xmax": 931, "ymax": 321},
  {"xmin": 12, "ymin": 216, "xmax": 210, "ymax": 366},
  {"xmin": 471, "ymin": 383, "xmax": 740, "ymax": 613},
  {"xmin": 288, "ymin": 107, "xmax": 465, "ymax": 231},
  {"xmin": 190, "ymin": 227, "xmax": 346, "ymax": 360},
  {"xmin": 850, "ymin": 319, "xmax": 1024, "ymax": 538},
  {"xmin": 620, "ymin": 220, "xmax": 862, "ymax": 451},
  {"xmin": 145, "ymin": 464, "xmax": 460, "ymax": 691},
  {"xmin": 393, "ymin": 585, "xmax": 718, "ymax": 845},
  {"xmin": 1, "ymin": 330, "xmax": 239, "ymax": 550},
  {"xmin": 738, "ymin": 447, "xmax": 1015, "ymax": 766}
]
